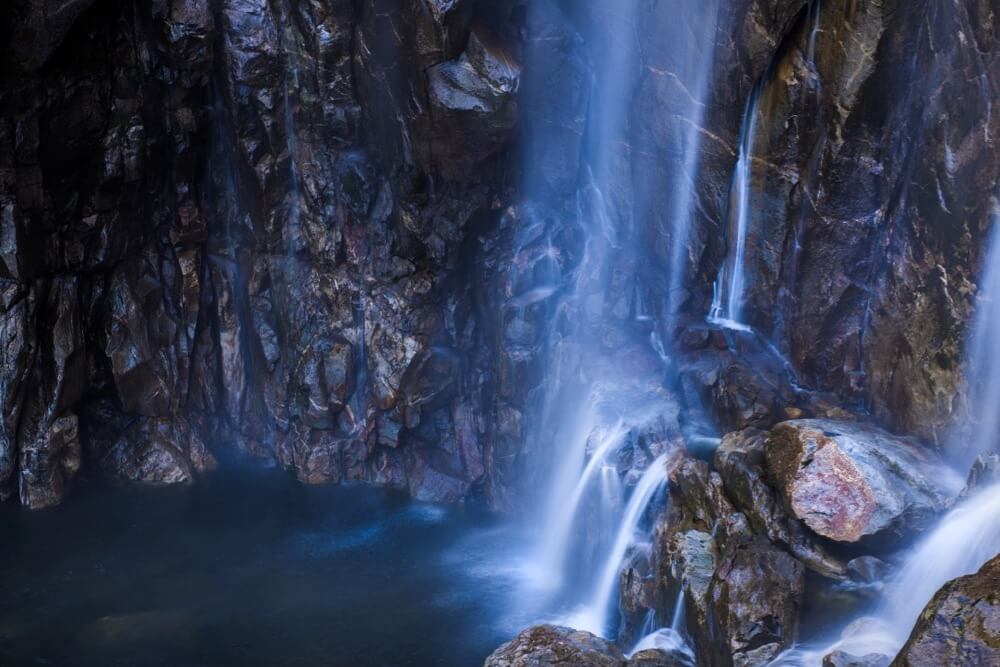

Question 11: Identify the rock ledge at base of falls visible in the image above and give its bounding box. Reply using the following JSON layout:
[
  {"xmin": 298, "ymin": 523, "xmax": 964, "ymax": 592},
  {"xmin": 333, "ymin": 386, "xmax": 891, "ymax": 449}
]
[
  {"xmin": 483, "ymin": 625, "xmax": 687, "ymax": 667},
  {"xmin": 764, "ymin": 420, "xmax": 960, "ymax": 544},
  {"xmin": 892, "ymin": 554, "xmax": 1000, "ymax": 667}
]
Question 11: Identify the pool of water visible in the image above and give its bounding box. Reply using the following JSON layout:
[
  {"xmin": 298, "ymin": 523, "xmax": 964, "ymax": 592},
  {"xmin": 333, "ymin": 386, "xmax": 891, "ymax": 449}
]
[{"xmin": 0, "ymin": 467, "xmax": 544, "ymax": 666}]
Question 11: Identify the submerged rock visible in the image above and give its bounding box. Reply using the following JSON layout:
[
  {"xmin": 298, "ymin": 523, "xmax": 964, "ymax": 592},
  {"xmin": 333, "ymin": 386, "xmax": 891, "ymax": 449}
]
[
  {"xmin": 765, "ymin": 420, "xmax": 959, "ymax": 544},
  {"xmin": 893, "ymin": 554, "xmax": 1000, "ymax": 667}
]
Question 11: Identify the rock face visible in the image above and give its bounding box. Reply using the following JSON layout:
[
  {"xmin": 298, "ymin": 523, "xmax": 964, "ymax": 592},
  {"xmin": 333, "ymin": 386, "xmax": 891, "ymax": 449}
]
[
  {"xmin": 893, "ymin": 554, "xmax": 1000, "ymax": 666},
  {"xmin": 705, "ymin": 537, "xmax": 805, "ymax": 667},
  {"xmin": 765, "ymin": 420, "xmax": 959, "ymax": 544}
]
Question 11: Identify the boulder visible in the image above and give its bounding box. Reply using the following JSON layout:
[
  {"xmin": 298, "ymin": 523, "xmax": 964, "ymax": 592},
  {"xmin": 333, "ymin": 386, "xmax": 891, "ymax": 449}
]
[
  {"xmin": 704, "ymin": 538, "xmax": 805, "ymax": 667},
  {"xmin": 715, "ymin": 428, "xmax": 846, "ymax": 578},
  {"xmin": 892, "ymin": 554, "xmax": 1000, "ymax": 666},
  {"xmin": 765, "ymin": 420, "xmax": 960, "ymax": 544},
  {"xmin": 483, "ymin": 625, "xmax": 625, "ymax": 667},
  {"xmin": 823, "ymin": 650, "xmax": 890, "ymax": 667},
  {"xmin": 628, "ymin": 648, "xmax": 692, "ymax": 666}
]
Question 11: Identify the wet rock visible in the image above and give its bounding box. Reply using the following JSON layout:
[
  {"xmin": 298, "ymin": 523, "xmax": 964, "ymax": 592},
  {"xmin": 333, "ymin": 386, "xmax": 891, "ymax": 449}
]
[
  {"xmin": 5, "ymin": 0, "xmax": 100, "ymax": 72},
  {"xmin": 426, "ymin": 26, "xmax": 520, "ymax": 178},
  {"xmin": 846, "ymin": 556, "xmax": 891, "ymax": 585},
  {"xmin": 765, "ymin": 420, "xmax": 960, "ymax": 544},
  {"xmin": 619, "ymin": 548, "xmax": 656, "ymax": 646},
  {"xmin": 716, "ymin": 428, "xmax": 846, "ymax": 578},
  {"xmin": 705, "ymin": 538, "xmax": 805, "ymax": 667},
  {"xmin": 628, "ymin": 649, "xmax": 691, "ymax": 667},
  {"xmin": 823, "ymin": 651, "xmax": 890, "ymax": 667},
  {"xmin": 893, "ymin": 554, "xmax": 1000, "ymax": 667},
  {"xmin": 960, "ymin": 453, "xmax": 1000, "ymax": 499},
  {"xmin": 19, "ymin": 414, "xmax": 81, "ymax": 509},
  {"xmin": 91, "ymin": 415, "xmax": 215, "ymax": 485},
  {"xmin": 483, "ymin": 625, "xmax": 626, "ymax": 667}
]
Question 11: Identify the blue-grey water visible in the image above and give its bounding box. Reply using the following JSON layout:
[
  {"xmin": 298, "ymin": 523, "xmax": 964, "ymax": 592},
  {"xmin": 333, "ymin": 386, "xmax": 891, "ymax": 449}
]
[{"xmin": 0, "ymin": 468, "xmax": 541, "ymax": 666}]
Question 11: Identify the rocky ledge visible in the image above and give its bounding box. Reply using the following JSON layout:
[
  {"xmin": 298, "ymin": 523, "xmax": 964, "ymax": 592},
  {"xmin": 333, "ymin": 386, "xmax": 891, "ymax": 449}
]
[{"xmin": 893, "ymin": 554, "xmax": 1000, "ymax": 666}]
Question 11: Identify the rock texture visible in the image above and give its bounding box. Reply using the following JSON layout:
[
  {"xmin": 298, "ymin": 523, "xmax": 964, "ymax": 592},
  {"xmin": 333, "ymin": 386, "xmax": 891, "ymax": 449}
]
[
  {"xmin": 893, "ymin": 554, "xmax": 1000, "ymax": 666},
  {"xmin": 765, "ymin": 420, "xmax": 959, "ymax": 544},
  {"xmin": 483, "ymin": 625, "xmax": 626, "ymax": 667}
]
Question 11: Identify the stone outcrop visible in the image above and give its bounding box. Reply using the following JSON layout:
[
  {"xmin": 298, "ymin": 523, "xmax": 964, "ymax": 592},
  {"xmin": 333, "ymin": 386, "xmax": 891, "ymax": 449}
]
[
  {"xmin": 765, "ymin": 420, "xmax": 960, "ymax": 544},
  {"xmin": 483, "ymin": 625, "xmax": 690, "ymax": 667},
  {"xmin": 483, "ymin": 625, "xmax": 626, "ymax": 667},
  {"xmin": 892, "ymin": 554, "xmax": 1000, "ymax": 667}
]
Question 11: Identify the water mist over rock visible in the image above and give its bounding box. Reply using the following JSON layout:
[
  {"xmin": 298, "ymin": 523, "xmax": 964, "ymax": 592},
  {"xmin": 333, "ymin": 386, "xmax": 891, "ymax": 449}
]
[{"xmin": 1, "ymin": 0, "xmax": 1000, "ymax": 665}]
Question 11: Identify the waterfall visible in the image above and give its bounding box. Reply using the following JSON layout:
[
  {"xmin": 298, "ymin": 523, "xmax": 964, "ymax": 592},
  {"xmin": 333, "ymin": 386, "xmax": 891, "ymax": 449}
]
[
  {"xmin": 773, "ymin": 484, "xmax": 1000, "ymax": 664},
  {"xmin": 772, "ymin": 202, "xmax": 1000, "ymax": 665},
  {"xmin": 664, "ymin": 1, "xmax": 722, "ymax": 327},
  {"xmin": 958, "ymin": 217, "xmax": 1000, "ymax": 466},
  {"xmin": 569, "ymin": 454, "xmax": 668, "ymax": 637},
  {"xmin": 709, "ymin": 83, "xmax": 761, "ymax": 331},
  {"xmin": 536, "ymin": 420, "xmax": 627, "ymax": 586},
  {"xmin": 627, "ymin": 581, "xmax": 695, "ymax": 661},
  {"xmin": 806, "ymin": 0, "xmax": 822, "ymax": 68}
]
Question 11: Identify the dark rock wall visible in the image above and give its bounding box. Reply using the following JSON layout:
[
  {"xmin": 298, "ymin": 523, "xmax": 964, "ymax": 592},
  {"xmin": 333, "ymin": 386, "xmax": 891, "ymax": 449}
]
[{"xmin": 1, "ymin": 0, "xmax": 998, "ymax": 509}]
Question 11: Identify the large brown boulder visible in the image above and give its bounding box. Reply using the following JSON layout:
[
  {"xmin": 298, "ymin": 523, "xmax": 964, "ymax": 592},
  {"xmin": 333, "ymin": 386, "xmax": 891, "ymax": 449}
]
[
  {"xmin": 765, "ymin": 420, "xmax": 959, "ymax": 544},
  {"xmin": 892, "ymin": 554, "xmax": 1000, "ymax": 666},
  {"xmin": 715, "ymin": 428, "xmax": 846, "ymax": 578}
]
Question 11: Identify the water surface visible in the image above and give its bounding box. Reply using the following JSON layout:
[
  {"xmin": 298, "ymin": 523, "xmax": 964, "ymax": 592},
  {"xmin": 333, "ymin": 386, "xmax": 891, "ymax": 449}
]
[{"xmin": 0, "ymin": 468, "xmax": 539, "ymax": 666}]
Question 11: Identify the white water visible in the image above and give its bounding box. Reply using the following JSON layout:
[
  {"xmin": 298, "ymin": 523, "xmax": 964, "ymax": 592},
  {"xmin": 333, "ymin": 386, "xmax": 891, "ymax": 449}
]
[
  {"xmin": 536, "ymin": 420, "xmax": 627, "ymax": 588},
  {"xmin": 774, "ymin": 201, "xmax": 1000, "ymax": 665},
  {"xmin": 958, "ymin": 215, "xmax": 1000, "ymax": 465},
  {"xmin": 665, "ymin": 1, "xmax": 722, "ymax": 325},
  {"xmin": 806, "ymin": 0, "xmax": 822, "ymax": 68},
  {"xmin": 627, "ymin": 583, "xmax": 695, "ymax": 661},
  {"xmin": 709, "ymin": 84, "xmax": 761, "ymax": 328},
  {"xmin": 773, "ymin": 483, "xmax": 1000, "ymax": 664},
  {"xmin": 569, "ymin": 454, "xmax": 669, "ymax": 636}
]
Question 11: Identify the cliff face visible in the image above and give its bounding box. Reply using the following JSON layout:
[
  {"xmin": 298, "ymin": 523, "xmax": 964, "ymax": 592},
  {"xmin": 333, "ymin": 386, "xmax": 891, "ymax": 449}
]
[{"xmin": 0, "ymin": 0, "xmax": 997, "ymax": 510}]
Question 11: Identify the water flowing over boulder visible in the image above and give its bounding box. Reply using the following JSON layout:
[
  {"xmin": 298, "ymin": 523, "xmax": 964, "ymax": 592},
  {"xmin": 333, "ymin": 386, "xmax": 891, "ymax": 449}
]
[
  {"xmin": 892, "ymin": 554, "xmax": 1000, "ymax": 666},
  {"xmin": 765, "ymin": 420, "xmax": 960, "ymax": 544}
]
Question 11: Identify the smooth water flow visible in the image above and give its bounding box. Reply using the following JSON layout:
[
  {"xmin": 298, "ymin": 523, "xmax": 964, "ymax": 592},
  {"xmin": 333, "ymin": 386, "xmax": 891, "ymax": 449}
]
[
  {"xmin": 709, "ymin": 84, "xmax": 761, "ymax": 330},
  {"xmin": 807, "ymin": 0, "xmax": 822, "ymax": 67},
  {"xmin": 775, "ymin": 203, "xmax": 1000, "ymax": 665},
  {"xmin": 628, "ymin": 578, "xmax": 694, "ymax": 659},
  {"xmin": 537, "ymin": 420, "xmax": 627, "ymax": 586},
  {"xmin": 774, "ymin": 484, "xmax": 1000, "ymax": 664},
  {"xmin": 665, "ymin": 1, "xmax": 722, "ymax": 326},
  {"xmin": 959, "ymin": 216, "xmax": 1000, "ymax": 465},
  {"xmin": 571, "ymin": 454, "xmax": 668, "ymax": 636}
]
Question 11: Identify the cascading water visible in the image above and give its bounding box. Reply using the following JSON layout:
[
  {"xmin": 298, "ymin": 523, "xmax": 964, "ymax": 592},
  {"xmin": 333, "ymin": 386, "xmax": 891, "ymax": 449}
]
[
  {"xmin": 957, "ymin": 213, "xmax": 1000, "ymax": 466},
  {"xmin": 663, "ymin": 1, "xmax": 722, "ymax": 327},
  {"xmin": 628, "ymin": 581, "xmax": 694, "ymax": 660},
  {"xmin": 537, "ymin": 420, "xmax": 627, "ymax": 585},
  {"xmin": 569, "ymin": 454, "xmax": 668, "ymax": 636},
  {"xmin": 773, "ymin": 484, "xmax": 1000, "ymax": 664},
  {"xmin": 708, "ymin": 83, "xmax": 761, "ymax": 331},
  {"xmin": 773, "ymin": 201, "xmax": 1000, "ymax": 665},
  {"xmin": 526, "ymin": 0, "xmax": 652, "ymax": 614}
]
